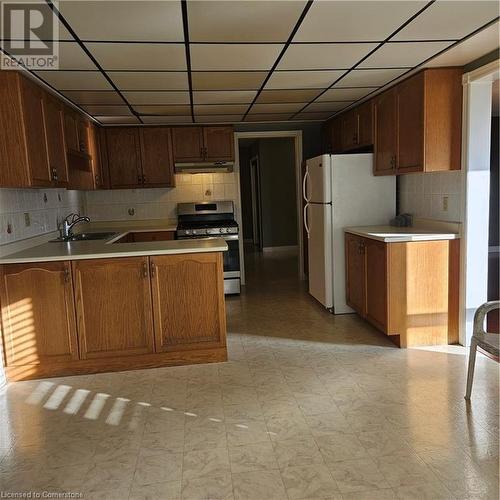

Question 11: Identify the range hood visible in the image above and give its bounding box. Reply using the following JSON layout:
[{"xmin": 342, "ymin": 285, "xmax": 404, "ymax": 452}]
[{"xmin": 175, "ymin": 161, "xmax": 234, "ymax": 174}]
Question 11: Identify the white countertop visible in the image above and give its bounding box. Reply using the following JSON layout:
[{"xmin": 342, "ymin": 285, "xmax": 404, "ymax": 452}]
[
  {"xmin": 344, "ymin": 225, "xmax": 460, "ymax": 242},
  {"xmin": 0, "ymin": 235, "xmax": 228, "ymax": 264}
]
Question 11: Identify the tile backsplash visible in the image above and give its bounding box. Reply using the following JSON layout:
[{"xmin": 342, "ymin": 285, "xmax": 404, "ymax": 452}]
[
  {"xmin": 399, "ymin": 171, "xmax": 463, "ymax": 222},
  {"xmin": 84, "ymin": 173, "xmax": 238, "ymax": 221},
  {"xmin": 0, "ymin": 188, "xmax": 83, "ymax": 245}
]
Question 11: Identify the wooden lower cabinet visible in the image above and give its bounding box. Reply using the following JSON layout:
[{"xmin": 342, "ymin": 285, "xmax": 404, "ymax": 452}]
[
  {"xmin": 345, "ymin": 233, "xmax": 459, "ymax": 347},
  {"xmin": 72, "ymin": 257, "xmax": 154, "ymax": 359},
  {"xmin": 151, "ymin": 253, "xmax": 226, "ymax": 352},
  {"xmin": 0, "ymin": 262, "xmax": 78, "ymax": 366}
]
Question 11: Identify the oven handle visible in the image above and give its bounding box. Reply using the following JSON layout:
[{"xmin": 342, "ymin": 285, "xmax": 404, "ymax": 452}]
[{"xmin": 178, "ymin": 234, "xmax": 239, "ymax": 241}]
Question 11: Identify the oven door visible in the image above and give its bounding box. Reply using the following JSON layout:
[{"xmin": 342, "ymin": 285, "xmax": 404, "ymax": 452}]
[{"xmin": 222, "ymin": 235, "xmax": 240, "ymax": 277}]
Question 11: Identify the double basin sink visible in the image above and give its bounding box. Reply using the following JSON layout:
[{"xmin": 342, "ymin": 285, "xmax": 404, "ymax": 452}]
[{"xmin": 52, "ymin": 232, "xmax": 119, "ymax": 242}]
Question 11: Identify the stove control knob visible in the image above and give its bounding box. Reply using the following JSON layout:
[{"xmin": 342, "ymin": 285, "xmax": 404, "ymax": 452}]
[
  {"xmin": 185, "ymin": 230, "xmax": 192, "ymax": 235},
  {"xmin": 220, "ymin": 228, "xmax": 227, "ymax": 234}
]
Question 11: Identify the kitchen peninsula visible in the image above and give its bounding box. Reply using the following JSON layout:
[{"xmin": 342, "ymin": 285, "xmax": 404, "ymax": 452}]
[{"xmin": 0, "ymin": 232, "xmax": 228, "ymax": 381}]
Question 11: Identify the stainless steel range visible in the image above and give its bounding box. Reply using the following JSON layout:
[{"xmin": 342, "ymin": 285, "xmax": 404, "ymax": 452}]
[{"xmin": 176, "ymin": 201, "xmax": 240, "ymax": 295}]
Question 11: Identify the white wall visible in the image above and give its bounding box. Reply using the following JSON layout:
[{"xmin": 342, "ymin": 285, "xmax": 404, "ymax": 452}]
[
  {"xmin": 398, "ymin": 171, "xmax": 463, "ymax": 222},
  {"xmin": 84, "ymin": 173, "xmax": 238, "ymax": 221},
  {"xmin": 0, "ymin": 188, "xmax": 84, "ymax": 245}
]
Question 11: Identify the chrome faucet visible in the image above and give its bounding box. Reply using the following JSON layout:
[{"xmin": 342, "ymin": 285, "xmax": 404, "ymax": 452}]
[{"xmin": 59, "ymin": 213, "xmax": 91, "ymax": 240}]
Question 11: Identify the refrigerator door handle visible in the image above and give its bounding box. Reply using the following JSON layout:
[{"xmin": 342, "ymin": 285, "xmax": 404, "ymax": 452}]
[
  {"xmin": 303, "ymin": 203, "xmax": 310, "ymax": 238},
  {"xmin": 302, "ymin": 168, "xmax": 310, "ymax": 202}
]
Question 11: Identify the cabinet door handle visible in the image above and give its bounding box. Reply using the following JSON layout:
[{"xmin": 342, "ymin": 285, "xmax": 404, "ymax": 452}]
[
  {"xmin": 95, "ymin": 174, "xmax": 100, "ymax": 186},
  {"xmin": 64, "ymin": 267, "xmax": 70, "ymax": 283},
  {"xmin": 142, "ymin": 174, "xmax": 146, "ymax": 184},
  {"xmin": 137, "ymin": 174, "xmax": 142, "ymax": 184},
  {"xmin": 203, "ymin": 146, "xmax": 208, "ymax": 159},
  {"xmin": 142, "ymin": 261, "xmax": 149, "ymax": 278},
  {"xmin": 150, "ymin": 261, "xmax": 156, "ymax": 278}
]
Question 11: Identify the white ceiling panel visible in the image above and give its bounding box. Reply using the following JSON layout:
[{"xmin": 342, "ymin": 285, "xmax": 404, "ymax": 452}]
[
  {"xmin": 59, "ymin": 1, "xmax": 183, "ymax": 41},
  {"xmin": 57, "ymin": 42, "xmax": 97, "ymax": 70},
  {"xmin": 35, "ymin": 70, "xmax": 112, "ymax": 90},
  {"xmin": 295, "ymin": 1, "xmax": 427, "ymax": 42},
  {"xmin": 250, "ymin": 103, "xmax": 306, "ymax": 114},
  {"xmin": 393, "ymin": 1, "xmax": 500, "ymax": 41},
  {"xmin": 123, "ymin": 91, "xmax": 190, "ymax": 105},
  {"xmin": 62, "ymin": 90, "xmax": 124, "ymax": 105},
  {"xmin": 358, "ymin": 41, "xmax": 453, "ymax": 68},
  {"xmin": 190, "ymin": 44, "xmax": 283, "ymax": 71},
  {"xmin": 86, "ymin": 43, "xmax": 186, "ymax": 70},
  {"xmin": 109, "ymin": 72, "xmax": 189, "ymax": 91},
  {"xmin": 188, "ymin": 1, "xmax": 307, "ymax": 42},
  {"xmin": 82, "ymin": 105, "xmax": 132, "ymax": 116},
  {"xmin": 193, "ymin": 91, "xmax": 257, "ymax": 105},
  {"xmin": 256, "ymin": 89, "xmax": 323, "ymax": 103},
  {"xmin": 134, "ymin": 105, "xmax": 191, "ymax": 115},
  {"xmin": 245, "ymin": 114, "xmax": 293, "ymax": 122},
  {"xmin": 195, "ymin": 115, "xmax": 243, "ymax": 123},
  {"xmin": 317, "ymin": 87, "xmax": 377, "ymax": 102},
  {"xmin": 194, "ymin": 105, "xmax": 248, "ymax": 115},
  {"xmin": 305, "ymin": 102, "xmax": 351, "ymax": 113},
  {"xmin": 292, "ymin": 111, "xmax": 333, "ymax": 120},
  {"xmin": 265, "ymin": 70, "xmax": 346, "ymax": 89},
  {"xmin": 141, "ymin": 116, "xmax": 192, "ymax": 124},
  {"xmin": 425, "ymin": 22, "xmax": 500, "ymax": 68},
  {"xmin": 338, "ymin": 68, "xmax": 409, "ymax": 87},
  {"xmin": 278, "ymin": 43, "xmax": 377, "ymax": 70},
  {"xmin": 96, "ymin": 116, "xmax": 140, "ymax": 124},
  {"xmin": 192, "ymin": 72, "xmax": 267, "ymax": 91}
]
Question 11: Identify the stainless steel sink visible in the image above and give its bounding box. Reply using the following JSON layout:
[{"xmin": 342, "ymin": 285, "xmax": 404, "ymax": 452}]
[{"xmin": 51, "ymin": 232, "xmax": 118, "ymax": 242}]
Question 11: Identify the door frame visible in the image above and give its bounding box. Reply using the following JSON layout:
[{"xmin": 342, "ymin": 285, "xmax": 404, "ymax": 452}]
[
  {"xmin": 249, "ymin": 155, "xmax": 262, "ymax": 249},
  {"xmin": 234, "ymin": 130, "xmax": 304, "ymax": 285}
]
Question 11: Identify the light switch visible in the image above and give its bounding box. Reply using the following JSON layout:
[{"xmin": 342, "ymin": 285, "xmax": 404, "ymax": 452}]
[
  {"xmin": 24, "ymin": 213, "xmax": 31, "ymax": 227},
  {"xmin": 442, "ymin": 196, "xmax": 449, "ymax": 212}
]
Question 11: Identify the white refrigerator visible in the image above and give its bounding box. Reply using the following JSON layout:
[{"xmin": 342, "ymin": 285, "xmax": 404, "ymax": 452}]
[{"xmin": 303, "ymin": 153, "xmax": 395, "ymax": 314}]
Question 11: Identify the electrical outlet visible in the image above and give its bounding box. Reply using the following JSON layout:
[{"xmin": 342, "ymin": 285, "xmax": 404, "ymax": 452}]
[
  {"xmin": 442, "ymin": 196, "xmax": 449, "ymax": 212},
  {"xmin": 24, "ymin": 212, "xmax": 31, "ymax": 227}
]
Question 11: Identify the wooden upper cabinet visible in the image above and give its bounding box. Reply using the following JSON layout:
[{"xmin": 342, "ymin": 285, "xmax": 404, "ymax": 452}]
[
  {"xmin": 43, "ymin": 94, "xmax": 68, "ymax": 187},
  {"xmin": 139, "ymin": 127, "xmax": 175, "ymax": 187},
  {"xmin": 151, "ymin": 253, "xmax": 226, "ymax": 352},
  {"xmin": 172, "ymin": 127, "xmax": 204, "ymax": 162},
  {"xmin": 203, "ymin": 126, "xmax": 234, "ymax": 161},
  {"xmin": 331, "ymin": 117, "xmax": 343, "ymax": 153},
  {"xmin": 357, "ymin": 101, "xmax": 373, "ymax": 148},
  {"xmin": 106, "ymin": 127, "xmax": 142, "ymax": 188},
  {"xmin": 88, "ymin": 123, "xmax": 107, "ymax": 189},
  {"xmin": 63, "ymin": 109, "xmax": 79, "ymax": 152},
  {"xmin": 364, "ymin": 238, "xmax": 388, "ymax": 331},
  {"xmin": 72, "ymin": 257, "xmax": 154, "ymax": 359},
  {"xmin": 321, "ymin": 121, "xmax": 333, "ymax": 153},
  {"xmin": 0, "ymin": 262, "xmax": 79, "ymax": 366},
  {"xmin": 345, "ymin": 233, "xmax": 366, "ymax": 315},
  {"xmin": 374, "ymin": 88, "xmax": 397, "ymax": 176},
  {"xmin": 341, "ymin": 110, "xmax": 359, "ymax": 151}
]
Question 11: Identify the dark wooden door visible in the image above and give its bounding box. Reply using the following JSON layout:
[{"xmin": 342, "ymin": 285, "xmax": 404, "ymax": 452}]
[
  {"xmin": 172, "ymin": 127, "xmax": 204, "ymax": 162},
  {"xmin": 365, "ymin": 239, "xmax": 388, "ymax": 331},
  {"xmin": 357, "ymin": 101, "xmax": 373, "ymax": 147},
  {"xmin": 397, "ymin": 72, "xmax": 424, "ymax": 173},
  {"xmin": 43, "ymin": 94, "xmax": 68, "ymax": 186},
  {"xmin": 140, "ymin": 127, "xmax": 175, "ymax": 187},
  {"xmin": 345, "ymin": 234, "xmax": 366, "ymax": 315},
  {"xmin": 20, "ymin": 78, "xmax": 51, "ymax": 186},
  {"xmin": 374, "ymin": 89, "xmax": 397, "ymax": 175},
  {"xmin": 203, "ymin": 126, "xmax": 234, "ymax": 161},
  {"xmin": 106, "ymin": 127, "xmax": 142, "ymax": 188}
]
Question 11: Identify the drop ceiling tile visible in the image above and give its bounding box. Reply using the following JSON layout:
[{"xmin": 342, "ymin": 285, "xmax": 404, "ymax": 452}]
[
  {"xmin": 358, "ymin": 41, "xmax": 453, "ymax": 68},
  {"xmin": 96, "ymin": 116, "xmax": 140, "ymax": 124},
  {"xmin": 190, "ymin": 44, "xmax": 283, "ymax": 71},
  {"xmin": 122, "ymin": 91, "xmax": 190, "ymax": 105},
  {"xmin": 57, "ymin": 42, "xmax": 97, "ymax": 70},
  {"xmin": 191, "ymin": 72, "xmax": 267, "ymax": 90},
  {"xmin": 59, "ymin": 1, "xmax": 183, "ymax": 41},
  {"xmin": 34, "ymin": 71, "xmax": 112, "ymax": 90},
  {"xmin": 266, "ymin": 70, "xmax": 346, "ymax": 89},
  {"xmin": 317, "ymin": 87, "xmax": 377, "ymax": 102},
  {"xmin": 245, "ymin": 114, "xmax": 293, "ymax": 122},
  {"xmin": 188, "ymin": 1, "xmax": 307, "ymax": 42},
  {"xmin": 425, "ymin": 22, "xmax": 500, "ymax": 68},
  {"xmin": 304, "ymin": 102, "xmax": 352, "ymax": 113},
  {"xmin": 193, "ymin": 91, "xmax": 257, "ymax": 105},
  {"xmin": 109, "ymin": 72, "xmax": 189, "ymax": 91},
  {"xmin": 292, "ymin": 111, "xmax": 332, "ymax": 120},
  {"xmin": 134, "ymin": 105, "xmax": 192, "ymax": 115},
  {"xmin": 250, "ymin": 103, "xmax": 306, "ymax": 114},
  {"xmin": 256, "ymin": 89, "xmax": 323, "ymax": 104},
  {"xmin": 62, "ymin": 90, "xmax": 124, "ymax": 105},
  {"xmin": 295, "ymin": 1, "xmax": 427, "ymax": 42},
  {"xmin": 278, "ymin": 43, "xmax": 377, "ymax": 70},
  {"xmin": 141, "ymin": 116, "xmax": 193, "ymax": 124},
  {"xmin": 194, "ymin": 105, "xmax": 248, "ymax": 115},
  {"xmin": 86, "ymin": 43, "xmax": 186, "ymax": 70},
  {"xmin": 82, "ymin": 105, "xmax": 132, "ymax": 116},
  {"xmin": 339, "ymin": 68, "xmax": 409, "ymax": 87},
  {"xmin": 195, "ymin": 115, "xmax": 243, "ymax": 123},
  {"xmin": 393, "ymin": 1, "xmax": 500, "ymax": 41}
]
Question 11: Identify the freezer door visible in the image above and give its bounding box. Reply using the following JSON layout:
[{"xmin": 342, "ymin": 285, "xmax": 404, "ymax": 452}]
[
  {"xmin": 305, "ymin": 155, "xmax": 332, "ymax": 203},
  {"xmin": 307, "ymin": 202, "xmax": 333, "ymax": 308}
]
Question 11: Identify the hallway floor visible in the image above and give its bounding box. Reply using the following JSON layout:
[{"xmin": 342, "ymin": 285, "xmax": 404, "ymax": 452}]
[{"xmin": 0, "ymin": 250, "xmax": 498, "ymax": 499}]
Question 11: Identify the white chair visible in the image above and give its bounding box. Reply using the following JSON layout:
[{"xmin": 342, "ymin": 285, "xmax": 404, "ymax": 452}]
[{"xmin": 465, "ymin": 301, "xmax": 500, "ymax": 400}]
